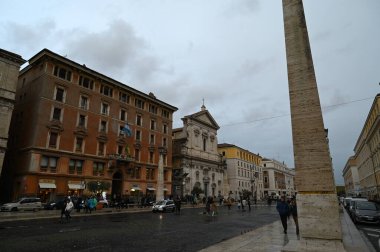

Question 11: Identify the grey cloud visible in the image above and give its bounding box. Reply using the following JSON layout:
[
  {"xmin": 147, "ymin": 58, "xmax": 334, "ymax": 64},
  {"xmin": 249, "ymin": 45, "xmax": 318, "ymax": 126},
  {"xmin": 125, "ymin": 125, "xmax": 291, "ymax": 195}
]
[
  {"xmin": 224, "ymin": 0, "xmax": 260, "ymax": 16},
  {"xmin": 63, "ymin": 19, "xmax": 159, "ymax": 85},
  {"xmin": 4, "ymin": 20, "xmax": 56, "ymax": 51},
  {"xmin": 237, "ymin": 57, "xmax": 276, "ymax": 79}
]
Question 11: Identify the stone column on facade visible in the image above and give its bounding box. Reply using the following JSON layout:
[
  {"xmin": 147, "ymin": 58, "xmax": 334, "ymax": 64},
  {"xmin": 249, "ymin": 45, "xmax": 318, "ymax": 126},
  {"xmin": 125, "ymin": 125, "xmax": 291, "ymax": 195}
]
[
  {"xmin": 0, "ymin": 49, "xmax": 26, "ymax": 177},
  {"xmin": 156, "ymin": 147, "xmax": 166, "ymax": 201},
  {"xmin": 282, "ymin": 0, "xmax": 344, "ymax": 251}
]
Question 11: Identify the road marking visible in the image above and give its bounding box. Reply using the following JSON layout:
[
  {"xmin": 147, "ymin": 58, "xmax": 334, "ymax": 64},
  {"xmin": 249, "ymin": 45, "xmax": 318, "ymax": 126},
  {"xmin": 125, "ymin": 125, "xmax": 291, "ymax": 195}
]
[
  {"xmin": 59, "ymin": 228, "xmax": 81, "ymax": 233},
  {"xmin": 363, "ymin": 228, "xmax": 380, "ymax": 233},
  {"xmin": 366, "ymin": 233, "xmax": 379, "ymax": 238}
]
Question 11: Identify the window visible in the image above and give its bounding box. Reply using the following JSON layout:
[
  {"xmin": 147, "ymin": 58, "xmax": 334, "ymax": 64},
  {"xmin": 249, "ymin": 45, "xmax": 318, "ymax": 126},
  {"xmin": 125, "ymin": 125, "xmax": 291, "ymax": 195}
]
[
  {"xmin": 118, "ymin": 145, "xmax": 123, "ymax": 155},
  {"xmin": 119, "ymin": 92, "xmax": 129, "ymax": 103},
  {"xmin": 119, "ymin": 125, "xmax": 124, "ymax": 136},
  {"xmin": 78, "ymin": 114, "xmax": 86, "ymax": 127},
  {"xmin": 163, "ymin": 137, "xmax": 167, "ymax": 147},
  {"xmin": 53, "ymin": 66, "xmax": 72, "ymax": 81},
  {"xmin": 136, "ymin": 115, "xmax": 142, "ymax": 126},
  {"xmin": 69, "ymin": 159, "xmax": 83, "ymax": 175},
  {"xmin": 52, "ymin": 107, "xmax": 61, "ymax": 121},
  {"xmin": 79, "ymin": 76, "xmax": 94, "ymax": 89},
  {"xmin": 146, "ymin": 168, "xmax": 155, "ymax": 180},
  {"xmin": 100, "ymin": 120, "xmax": 107, "ymax": 132},
  {"xmin": 203, "ymin": 138, "xmax": 207, "ymax": 151},
  {"xmin": 149, "ymin": 151, "xmax": 154, "ymax": 163},
  {"xmin": 40, "ymin": 156, "xmax": 58, "ymax": 173},
  {"xmin": 101, "ymin": 103, "xmax": 109, "ymax": 115},
  {"xmin": 149, "ymin": 104, "xmax": 157, "ymax": 114},
  {"xmin": 49, "ymin": 132, "xmax": 58, "ymax": 148},
  {"xmin": 196, "ymin": 171, "xmax": 199, "ymax": 180},
  {"xmin": 150, "ymin": 134, "xmax": 155, "ymax": 144},
  {"xmin": 55, "ymin": 87, "xmax": 65, "ymax": 102},
  {"xmin": 93, "ymin": 162, "xmax": 105, "ymax": 175},
  {"xmin": 135, "ymin": 98, "xmax": 145, "ymax": 109},
  {"xmin": 163, "ymin": 124, "xmax": 168, "ymax": 134},
  {"xmin": 120, "ymin": 109, "xmax": 126, "ymax": 121},
  {"xmin": 163, "ymin": 154, "xmax": 167, "ymax": 165},
  {"xmin": 150, "ymin": 119, "xmax": 156, "ymax": 130},
  {"xmin": 127, "ymin": 167, "xmax": 141, "ymax": 179},
  {"xmin": 75, "ymin": 137, "xmax": 84, "ymax": 152},
  {"xmin": 134, "ymin": 149, "xmax": 140, "ymax": 161},
  {"xmin": 136, "ymin": 130, "xmax": 141, "ymax": 141},
  {"xmin": 162, "ymin": 109, "xmax": 169, "ymax": 118},
  {"xmin": 98, "ymin": 142, "xmax": 105, "ymax": 156},
  {"xmin": 79, "ymin": 96, "xmax": 88, "ymax": 110},
  {"xmin": 100, "ymin": 84, "xmax": 113, "ymax": 97}
]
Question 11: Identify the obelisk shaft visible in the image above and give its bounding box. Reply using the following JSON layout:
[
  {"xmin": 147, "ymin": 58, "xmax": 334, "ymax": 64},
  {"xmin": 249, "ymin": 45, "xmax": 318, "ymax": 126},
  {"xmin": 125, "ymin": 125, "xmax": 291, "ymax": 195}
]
[{"xmin": 283, "ymin": 0, "xmax": 342, "ymax": 241}]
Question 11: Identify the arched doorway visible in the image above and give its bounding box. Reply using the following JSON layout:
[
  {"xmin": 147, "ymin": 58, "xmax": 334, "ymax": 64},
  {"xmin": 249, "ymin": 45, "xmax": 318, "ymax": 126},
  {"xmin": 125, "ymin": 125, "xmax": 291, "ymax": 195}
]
[{"xmin": 111, "ymin": 171, "xmax": 123, "ymax": 200}]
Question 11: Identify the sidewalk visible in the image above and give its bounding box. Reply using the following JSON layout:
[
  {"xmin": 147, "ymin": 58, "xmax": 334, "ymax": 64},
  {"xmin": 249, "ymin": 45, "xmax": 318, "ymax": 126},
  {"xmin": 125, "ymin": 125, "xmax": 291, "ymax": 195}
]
[{"xmin": 199, "ymin": 206, "xmax": 375, "ymax": 252}]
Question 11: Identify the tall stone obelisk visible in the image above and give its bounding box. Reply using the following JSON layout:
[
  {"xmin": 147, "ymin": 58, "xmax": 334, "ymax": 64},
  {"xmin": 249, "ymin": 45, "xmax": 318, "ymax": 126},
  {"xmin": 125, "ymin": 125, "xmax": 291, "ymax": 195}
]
[
  {"xmin": 282, "ymin": 0, "xmax": 344, "ymax": 250},
  {"xmin": 156, "ymin": 147, "xmax": 166, "ymax": 201}
]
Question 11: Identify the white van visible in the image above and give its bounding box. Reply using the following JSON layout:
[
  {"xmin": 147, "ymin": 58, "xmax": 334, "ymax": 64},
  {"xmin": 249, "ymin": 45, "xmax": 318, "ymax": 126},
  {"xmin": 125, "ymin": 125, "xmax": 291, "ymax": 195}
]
[{"xmin": 1, "ymin": 197, "xmax": 42, "ymax": 212}]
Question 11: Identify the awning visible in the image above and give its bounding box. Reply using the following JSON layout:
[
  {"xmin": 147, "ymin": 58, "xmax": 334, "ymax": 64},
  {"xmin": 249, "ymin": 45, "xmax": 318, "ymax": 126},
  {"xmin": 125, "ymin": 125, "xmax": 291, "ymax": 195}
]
[
  {"xmin": 147, "ymin": 187, "xmax": 156, "ymax": 191},
  {"xmin": 131, "ymin": 187, "xmax": 141, "ymax": 191},
  {"xmin": 163, "ymin": 188, "xmax": 168, "ymax": 191},
  {"xmin": 68, "ymin": 184, "xmax": 84, "ymax": 190},
  {"xmin": 39, "ymin": 183, "xmax": 56, "ymax": 189}
]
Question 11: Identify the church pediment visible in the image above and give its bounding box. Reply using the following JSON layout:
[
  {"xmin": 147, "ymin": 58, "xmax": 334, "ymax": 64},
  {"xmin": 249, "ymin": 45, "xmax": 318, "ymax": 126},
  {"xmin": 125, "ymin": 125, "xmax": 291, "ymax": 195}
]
[{"xmin": 186, "ymin": 110, "xmax": 219, "ymax": 130}]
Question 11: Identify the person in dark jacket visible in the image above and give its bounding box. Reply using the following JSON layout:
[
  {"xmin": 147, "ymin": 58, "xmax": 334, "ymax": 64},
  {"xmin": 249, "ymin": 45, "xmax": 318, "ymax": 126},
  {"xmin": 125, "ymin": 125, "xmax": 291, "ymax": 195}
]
[
  {"xmin": 289, "ymin": 197, "xmax": 299, "ymax": 235},
  {"xmin": 276, "ymin": 196, "xmax": 290, "ymax": 233}
]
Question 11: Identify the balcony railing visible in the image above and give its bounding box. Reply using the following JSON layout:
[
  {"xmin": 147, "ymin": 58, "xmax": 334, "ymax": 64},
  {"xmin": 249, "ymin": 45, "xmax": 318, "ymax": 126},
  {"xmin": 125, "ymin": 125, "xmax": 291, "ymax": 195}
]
[{"xmin": 108, "ymin": 154, "xmax": 134, "ymax": 162}]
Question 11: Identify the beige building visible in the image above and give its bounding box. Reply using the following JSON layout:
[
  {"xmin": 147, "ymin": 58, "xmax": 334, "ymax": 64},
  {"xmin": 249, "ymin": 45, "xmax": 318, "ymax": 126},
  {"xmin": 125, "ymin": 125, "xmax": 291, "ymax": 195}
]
[
  {"xmin": 0, "ymin": 49, "xmax": 26, "ymax": 177},
  {"xmin": 262, "ymin": 158, "xmax": 295, "ymax": 198},
  {"xmin": 342, "ymin": 156, "xmax": 360, "ymax": 196},
  {"xmin": 352, "ymin": 94, "xmax": 380, "ymax": 200},
  {"xmin": 217, "ymin": 143, "xmax": 263, "ymax": 200},
  {"xmin": 172, "ymin": 105, "xmax": 225, "ymax": 198}
]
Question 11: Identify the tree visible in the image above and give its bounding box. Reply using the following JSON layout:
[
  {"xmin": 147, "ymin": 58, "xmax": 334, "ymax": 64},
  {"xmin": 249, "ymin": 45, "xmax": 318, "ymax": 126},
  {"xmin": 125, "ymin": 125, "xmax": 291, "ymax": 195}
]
[
  {"xmin": 191, "ymin": 186, "xmax": 204, "ymax": 196},
  {"xmin": 87, "ymin": 181, "xmax": 111, "ymax": 193}
]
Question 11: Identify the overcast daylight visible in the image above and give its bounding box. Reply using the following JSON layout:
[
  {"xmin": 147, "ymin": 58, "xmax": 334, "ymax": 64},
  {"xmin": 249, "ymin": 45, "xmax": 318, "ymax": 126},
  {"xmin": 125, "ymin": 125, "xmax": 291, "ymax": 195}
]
[{"xmin": 1, "ymin": 0, "xmax": 379, "ymax": 185}]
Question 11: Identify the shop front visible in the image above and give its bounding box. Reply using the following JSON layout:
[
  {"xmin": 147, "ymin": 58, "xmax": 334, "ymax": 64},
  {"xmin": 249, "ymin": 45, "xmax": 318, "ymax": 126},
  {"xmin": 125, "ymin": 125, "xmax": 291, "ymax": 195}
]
[
  {"xmin": 67, "ymin": 180, "xmax": 85, "ymax": 197},
  {"xmin": 38, "ymin": 179, "xmax": 57, "ymax": 203}
]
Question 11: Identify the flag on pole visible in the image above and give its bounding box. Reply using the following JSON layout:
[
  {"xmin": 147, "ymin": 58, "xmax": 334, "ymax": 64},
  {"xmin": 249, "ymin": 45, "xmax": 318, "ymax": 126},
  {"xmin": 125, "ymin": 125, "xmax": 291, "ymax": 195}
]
[{"xmin": 122, "ymin": 124, "xmax": 132, "ymax": 137}]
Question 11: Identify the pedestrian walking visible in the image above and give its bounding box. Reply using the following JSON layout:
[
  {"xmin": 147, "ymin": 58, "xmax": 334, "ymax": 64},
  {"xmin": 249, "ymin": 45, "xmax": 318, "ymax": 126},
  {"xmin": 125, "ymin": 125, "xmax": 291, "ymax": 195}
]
[
  {"xmin": 60, "ymin": 197, "xmax": 68, "ymax": 223},
  {"xmin": 289, "ymin": 197, "xmax": 299, "ymax": 235},
  {"xmin": 211, "ymin": 199, "xmax": 218, "ymax": 216},
  {"xmin": 64, "ymin": 198, "xmax": 74, "ymax": 223},
  {"xmin": 226, "ymin": 197, "xmax": 232, "ymax": 210},
  {"xmin": 174, "ymin": 195, "xmax": 181, "ymax": 214},
  {"xmin": 276, "ymin": 196, "xmax": 290, "ymax": 234},
  {"xmin": 247, "ymin": 198, "xmax": 251, "ymax": 211}
]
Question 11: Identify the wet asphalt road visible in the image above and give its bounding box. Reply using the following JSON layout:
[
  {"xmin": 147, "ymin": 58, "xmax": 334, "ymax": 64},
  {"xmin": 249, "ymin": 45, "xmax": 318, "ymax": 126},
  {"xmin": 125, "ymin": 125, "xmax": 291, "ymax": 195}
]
[{"xmin": 0, "ymin": 205, "xmax": 278, "ymax": 252}]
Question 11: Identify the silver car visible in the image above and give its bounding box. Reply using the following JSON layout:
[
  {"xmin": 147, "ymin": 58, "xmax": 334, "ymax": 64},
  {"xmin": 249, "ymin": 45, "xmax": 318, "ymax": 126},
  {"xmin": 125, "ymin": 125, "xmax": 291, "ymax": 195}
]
[
  {"xmin": 1, "ymin": 197, "xmax": 42, "ymax": 212},
  {"xmin": 152, "ymin": 200, "xmax": 175, "ymax": 213}
]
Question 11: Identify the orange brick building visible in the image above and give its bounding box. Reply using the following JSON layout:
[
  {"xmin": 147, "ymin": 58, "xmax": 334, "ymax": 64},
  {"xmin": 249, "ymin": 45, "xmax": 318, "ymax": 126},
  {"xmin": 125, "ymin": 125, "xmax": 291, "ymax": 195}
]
[{"xmin": 2, "ymin": 49, "xmax": 177, "ymax": 203}]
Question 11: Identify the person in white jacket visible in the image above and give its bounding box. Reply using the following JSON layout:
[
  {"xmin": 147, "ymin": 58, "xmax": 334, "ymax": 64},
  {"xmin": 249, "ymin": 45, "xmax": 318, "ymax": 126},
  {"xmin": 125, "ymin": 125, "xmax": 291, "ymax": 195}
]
[{"xmin": 65, "ymin": 198, "xmax": 74, "ymax": 222}]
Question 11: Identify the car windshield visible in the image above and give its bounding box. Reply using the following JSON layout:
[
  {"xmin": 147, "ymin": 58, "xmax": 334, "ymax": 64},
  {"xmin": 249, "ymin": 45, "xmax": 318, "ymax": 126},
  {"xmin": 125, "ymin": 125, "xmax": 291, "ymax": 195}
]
[
  {"xmin": 357, "ymin": 202, "xmax": 378, "ymax": 211},
  {"xmin": 156, "ymin": 200, "xmax": 165, "ymax": 205}
]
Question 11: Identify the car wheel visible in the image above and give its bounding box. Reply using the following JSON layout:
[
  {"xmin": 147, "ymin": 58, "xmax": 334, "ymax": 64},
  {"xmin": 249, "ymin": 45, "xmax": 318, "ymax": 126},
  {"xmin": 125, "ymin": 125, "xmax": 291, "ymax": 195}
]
[
  {"xmin": 172, "ymin": 208, "xmax": 175, "ymax": 212},
  {"xmin": 163, "ymin": 208, "xmax": 166, "ymax": 213},
  {"xmin": 11, "ymin": 207, "xmax": 17, "ymax": 212},
  {"xmin": 353, "ymin": 216, "xmax": 358, "ymax": 224}
]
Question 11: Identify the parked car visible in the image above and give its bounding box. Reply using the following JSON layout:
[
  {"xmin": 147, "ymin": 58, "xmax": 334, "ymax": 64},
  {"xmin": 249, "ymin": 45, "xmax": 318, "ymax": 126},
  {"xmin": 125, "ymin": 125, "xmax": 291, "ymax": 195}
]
[
  {"xmin": 348, "ymin": 198, "xmax": 368, "ymax": 217},
  {"xmin": 343, "ymin": 197, "xmax": 353, "ymax": 209},
  {"xmin": 351, "ymin": 201, "xmax": 380, "ymax": 224},
  {"xmin": 1, "ymin": 197, "xmax": 42, "ymax": 212},
  {"xmin": 152, "ymin": 200, "xmax": 175, "ymax": 213},
  {"xmin": 44, "ymin": 199, "xmax": 66, "ymax": 210},
  {"xmin": 98, "ymin": 199, "xmax": 109, "ymax": 208}
]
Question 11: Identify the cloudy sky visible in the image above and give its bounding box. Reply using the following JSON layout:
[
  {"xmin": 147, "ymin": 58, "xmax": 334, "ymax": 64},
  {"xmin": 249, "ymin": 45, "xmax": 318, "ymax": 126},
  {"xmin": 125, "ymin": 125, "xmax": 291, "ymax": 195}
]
[{"xmin": 1, "ymin": 0, "xmax": 379, "ymax": 185}]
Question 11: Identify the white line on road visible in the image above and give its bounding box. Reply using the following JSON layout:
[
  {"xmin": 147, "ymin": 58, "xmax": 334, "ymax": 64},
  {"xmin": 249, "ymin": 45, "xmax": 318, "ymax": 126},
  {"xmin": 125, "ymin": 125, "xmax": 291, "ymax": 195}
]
[
  {"xmin": 366, "ymin": 233, "xmax": 379, "ymax": 238},
  {"xmin": 363, "ymin": 228, "xmax": 380, "ymax": 233}
]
